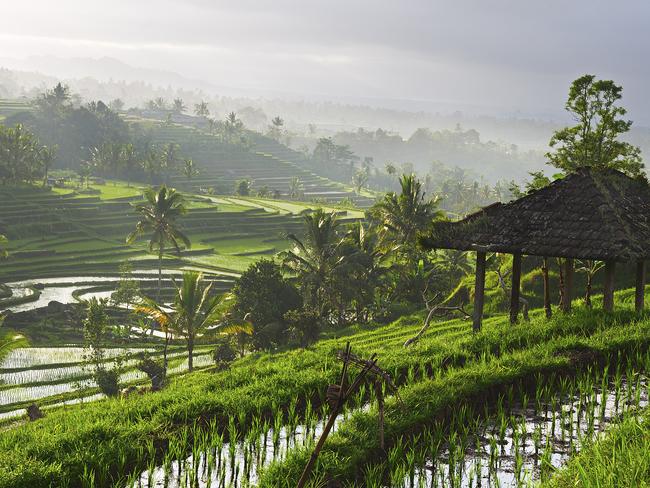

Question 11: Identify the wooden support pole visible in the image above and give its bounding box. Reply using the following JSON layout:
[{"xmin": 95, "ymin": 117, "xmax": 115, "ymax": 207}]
[
  {"xmin": 562, "ymin": 258, "xmax": 574, "ymax": 313},
  {"xmin": 375, "ymin": 380, "xmax": 385, "ymax": 450},
  {"xmin": 473, "ymin": 251, "xmax": 486, "ymax": 332},
  {"xmin": 510, "ymin": 253, "xmax": 522, "ymax": 324},
  {"xmin": 542, "ymin": 257, "xmax": 552, "ymax": 319},
  {"xmin": 603, "ymin": 260, "xmax": 616, "ymax": 312},
  {"xmin": 635, "ymin": 260, "xmax": 646, "ymax": 313}
]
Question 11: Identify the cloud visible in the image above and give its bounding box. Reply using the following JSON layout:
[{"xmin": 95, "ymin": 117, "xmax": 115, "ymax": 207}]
[{"xmin": 1, "ymin": 0, "xmax": 649, "ymax": 120}]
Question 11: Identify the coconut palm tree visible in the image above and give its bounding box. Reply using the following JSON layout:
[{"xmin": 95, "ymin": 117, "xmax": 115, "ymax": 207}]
[
  {"xmin": 370, "ymin": 174, "xmax": 444, "ymax": 255},
  {"xmin": 181, "ymin": 158, "xmax": 199, "ymax": 181},
  {"xmin": 194, "ymin": 101, "xmax": 210, "ymax": 118},
  {"xmin": 172, "ymin": 98, "xmax": 186, "ymax": 114},
  {"xmin": 127, "ymin": 186, "xmax": 190, "ymax": 300},
  {"xmin": 280, "ymin": 209, "xmax": 343, "ymax": 318},
  {"xmin": 39, "ymin": 145, "xmax": 57, "ymax": 186},
  {"xmin": 288, "ymin": 176, "xmax": 304, "ymax": 200},
  {"xmin": 161, "ymin": 143, "xmax": 180, "ymax": 171},
  {"xmin": 138, "ymin": 271, "xmax": 251, "ymax": 371}
]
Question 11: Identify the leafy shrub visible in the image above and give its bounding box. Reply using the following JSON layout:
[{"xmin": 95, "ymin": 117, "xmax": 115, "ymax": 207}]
[
  {"xmin": 93, "ymin": 368, "xmax": 120, "ymax": 397},
  {"xmin": 213, "ymin": 342, "xmax": 237, "ymax": 369}
]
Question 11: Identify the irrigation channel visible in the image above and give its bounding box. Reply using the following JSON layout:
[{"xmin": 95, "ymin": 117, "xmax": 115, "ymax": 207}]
[{"xmin": 128, "ymin": 353, "xmax": 649, "ymax": 488}]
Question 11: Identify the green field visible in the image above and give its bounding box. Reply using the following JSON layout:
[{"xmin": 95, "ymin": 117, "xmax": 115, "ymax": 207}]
[
  {"xmin": 136, "ymin": 118, "xmax": 377, "ymax": 207},
  {"xmin": 0, "ymin": 286, "xmax": 648, "ymax": 486},
  {"xmin": 0, "ymin": 181, "xmax": 362, "ymax": 286}
]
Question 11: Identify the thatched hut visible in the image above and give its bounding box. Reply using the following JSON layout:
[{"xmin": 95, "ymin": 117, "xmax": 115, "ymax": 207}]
[{"xmin": 422, "ymin": 167, "xmax": 650, "ymax": 330}]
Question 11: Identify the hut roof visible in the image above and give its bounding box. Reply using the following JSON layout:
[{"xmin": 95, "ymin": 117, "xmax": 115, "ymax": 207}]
[{"xmin": 422, "ymin": 167, "xmax": 650, "ymax": 261}]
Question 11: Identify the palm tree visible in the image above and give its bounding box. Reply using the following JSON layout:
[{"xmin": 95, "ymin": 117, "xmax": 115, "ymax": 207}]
[
  {"xmin": 280, "ymin": 209, "xmax": 343, "ymax": 318},
  {"xmin": 194, "ymin": 101, "xmax": 210, "ymax": 118},
  {"xmin": 371, "ymin": 174, "xmax": 443, "ymax": 255},
  {"xmin": 172, "ymin": 98, "xmax": 186, "ymax": 114},
  {"xmin": 154, "ymin": 97, "xmax": 167, "ymax": 110},
  {"xmin": 181, "ymin": 158, "xmax": 199, "ymax": 181},
  {"xmin": 127, "ymin": 186, "xmax": 190, "ymax": 300},
  {"xmin": 39, "ymin": 145, "xmax": 57, "ymax": 186},
  {"xmin": 120, "ymin": 144, "xmax": 137, "ymax": 187},
  {"xmin": 288, "ymin": 176, "xmax": 304, "ymax": 200},
  {"xmin": 161, "ymin": 143, "xmax": 180, "ymax": 171},
  {"xmin": 141, "ymin": 148, "xmax": 162, "ymax": 183},
  {"xmin": 139, "ymin": 272, "xmax": 251, "ymax": 371},
  {"xmin": 268, "ymin": 116, "xmax": 284, "ymax": 141},
  {"xmin": 225, "ymin": 112, "xmax": 243, "ymax": 143}
]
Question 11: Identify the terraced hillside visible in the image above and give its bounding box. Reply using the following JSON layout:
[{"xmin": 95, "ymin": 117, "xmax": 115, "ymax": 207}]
[
  {"xmin": 0, "ymin": 184, "xmax": 362, "ymax": 312},
  {"xmin": 0, "ymin": 98, "xmax": 32, "ymax": 120},
  {"xmin": 143, "ymin": 120, "xmax": 376, "ymax": 206},
  {"xmin": 0, "ymin": 291, "xmax": 648, "ymax": 487}
]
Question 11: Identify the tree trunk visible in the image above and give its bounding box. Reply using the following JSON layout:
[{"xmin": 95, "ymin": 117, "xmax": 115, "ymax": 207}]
[
  {"xmin": 584, "ymin": 270, "xmax": 593, "ymax": 308},
  {"xmin": 188, "ymin": 336, "xmax": 194, "ymax": 372},
  {"xmin": 510, "ymin": 253, "xmax": 522, "ymax": 324},
  {"xmin": 562, "ymin": 259, "xmax": 574, "ymax": 313},
  {"xmin": 163, "ymin": 332, "xmax": 170, "ymax": 371},
  {"xmin": 635, "ymin": 260, "xmax": 645, "ymax": 313},
  {"xmin": 542, "ymin": 257, "xmax": 552, "ymax": 319},
  {"xmin": 557, "ymin": 258, "xmax": 565, "ymax": 308},
  {"xmin": 603, "ymin": 261, "xmax": 616, "ymax": 312},
  {"xmin": 157, "ymin": 242, "xmax": 163, "ymax": 302},
  {"xmin": 473, "ymin": 251, "xmax": 487, "ymax": 332},
  {"xmin": 375, "ymin": 380, "xmax": 385, "ymax": 450}
]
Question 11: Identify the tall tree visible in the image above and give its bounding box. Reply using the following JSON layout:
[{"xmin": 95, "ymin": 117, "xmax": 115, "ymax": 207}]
[
  {"xmin": 139, "ymin": 271, "xmax": 243, "ymax": 371},
  {"xmin": 547, "ymin": 75, "xmax": 643, "ymax": 176},
  {"xmin": 194, "ymin": 101, "xmax": 210, "ymax": 118},
  {"xmin": 180, "ymin": 158, "xmax": 199, "ymax": 181},
  {"xmin": 161, "ymin": 143, "xmax": 180, "ymax": 172},
  {"xmin": 371, "ymin": 174, "xmax": 443, "ymax": 255},
  {"xmin": 224, "ymin": 112, "xmax": 244, "ymax": 143},
  {"xmin": 288, "ymin": 176, "xmax": 304, "ymax": 200},
  {"xmin": 280, "ymin": 209, "xmax": 343, "ymax": 319},
  {"xmin": 268, "ymin": 116, "xmax": 284, "ymax": 141},
  {"xmin": 39, "ymin": 145, "xmax": 57, "ymax": 186},
  {"xmin": 172, "ymin": 98, "xmax": 186, "ymax": 114},
  {"xmin": 127, "ymin": 186, "xmax": 190, "ymax": 300}
]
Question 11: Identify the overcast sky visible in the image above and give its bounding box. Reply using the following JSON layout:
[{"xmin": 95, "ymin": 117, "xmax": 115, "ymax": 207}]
[{"xmin": 1, "ymin": 0, "xmax": 649, "ymax": 121}]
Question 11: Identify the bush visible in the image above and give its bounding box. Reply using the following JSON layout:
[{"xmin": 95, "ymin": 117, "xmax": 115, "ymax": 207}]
[
  {"xmin": 284, "ymin": 308, "xmax": 322, "ymax": 347},
  {"xmin": 137, "ymin": 355, "xmax": 166, "ymax": 390},
  {"xmin": 231, "ymin": 260, "xmax": 302, "ymax": 348},
  {"xmin": 213, "ymin": 342, "xmax": 237, "ymax": 370},
  {"xmin": 93, "ymin": 368, "xmax": 120, "ymax": 397}
]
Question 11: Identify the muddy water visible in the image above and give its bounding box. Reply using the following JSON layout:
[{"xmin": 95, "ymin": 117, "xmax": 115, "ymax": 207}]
[{"xmin": 394, "ymin": 375, "xmax": 648, "ymax": 488}]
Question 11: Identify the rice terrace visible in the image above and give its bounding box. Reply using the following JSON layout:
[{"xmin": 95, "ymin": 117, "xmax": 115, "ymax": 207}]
[{"xmin": 1, "ymin": 2, "xmax": 650, "ymax": 487}]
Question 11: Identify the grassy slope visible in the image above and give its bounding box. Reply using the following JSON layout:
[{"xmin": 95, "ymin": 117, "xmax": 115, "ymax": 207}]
[
  {"xmin": 0, "ymin": 286, "xmax": 648, "ymax": 486},
  {"xmin": 542, "ymin": 409, "xmax": 650, "ymax": 488},
  {"xmin": 257, "ymin": 302, "xmax": 650, "ymax": 486}
]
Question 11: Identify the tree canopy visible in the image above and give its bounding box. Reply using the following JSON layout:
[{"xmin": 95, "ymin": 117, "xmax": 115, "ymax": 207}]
[{"xmin": 547, "ymin": 74, "xmax": 643, "ymax": 176}]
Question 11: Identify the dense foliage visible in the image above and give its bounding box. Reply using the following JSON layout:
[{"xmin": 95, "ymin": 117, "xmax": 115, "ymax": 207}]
[{"xmin": 547, "ymin": 74, "xmax": 643, "ymax": 177}]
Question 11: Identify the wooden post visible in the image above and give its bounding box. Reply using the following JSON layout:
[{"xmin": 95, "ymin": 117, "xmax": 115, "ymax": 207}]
[
  {"xmin": 510, "ymin": 253, "xmax": 522, "ymax": 324},
  {"xmin": 635, "ymin": 260, "xmax": 645, "ymax": 313},
  {"xmin": 542, "ymin": 257, "xmax": 552, "ymax": 319},
  {"xmin": 562, "ymin": 258, "xmax": 574, "ymax": 312},
  {"xmin": 375, "ymin": 380, "xmax": 385, "ymax": 450},
  {"xmin": 603, "ymin": 260, "xmax": 616, "ymax": 312},
  {"xmin": 473, "ymin": 251, "xmax": 486, "ymax": 332}
]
